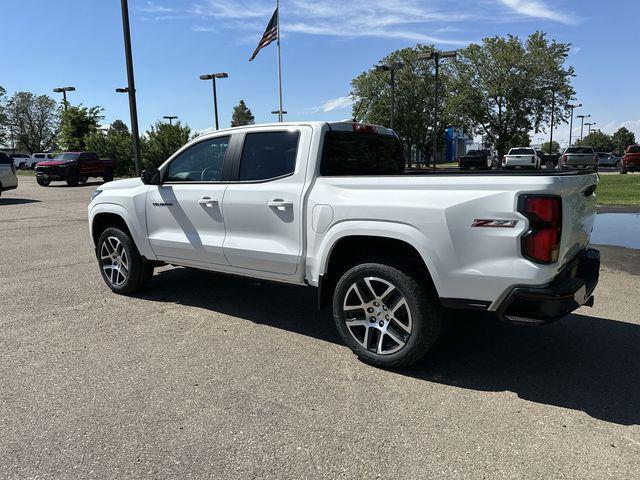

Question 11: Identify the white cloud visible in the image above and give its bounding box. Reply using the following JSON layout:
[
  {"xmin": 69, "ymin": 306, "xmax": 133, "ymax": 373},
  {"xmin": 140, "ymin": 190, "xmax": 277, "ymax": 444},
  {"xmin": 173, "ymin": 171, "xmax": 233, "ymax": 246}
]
[
  {"xmin": 304, "ymin": 96, "xmax": 353, "ymax": 114},
  {"xmin": 498, "ymin": 0, "xmax": 576, "ymax": 25},
  {"xmin": 192, "ymin": 25, "xmax": 216, "ymax": 32},
  {"xmin": 137, "ymin": 1, "xmax": 174, "ymax": 14}
]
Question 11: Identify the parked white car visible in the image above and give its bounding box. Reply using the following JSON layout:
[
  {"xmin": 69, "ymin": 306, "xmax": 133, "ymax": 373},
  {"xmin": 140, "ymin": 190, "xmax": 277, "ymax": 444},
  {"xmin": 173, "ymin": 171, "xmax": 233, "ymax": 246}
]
[
  {"xmin": 0, "ymin": 153, "xmax": 19, "ymax": 197},
  {"xmin": 502, "ymin": 147, "xmax": 540, "ymax": 169},
  {"xmin": 88, "ymin": 121, "xmax": 600, "ymax": 368},
  {"xmin": 25, "ymin": 152, "xmax": 55, "ymax": 169},
  {"xmin": 9, "ymin": 153, "xmax": 30, "ymax": 169}
]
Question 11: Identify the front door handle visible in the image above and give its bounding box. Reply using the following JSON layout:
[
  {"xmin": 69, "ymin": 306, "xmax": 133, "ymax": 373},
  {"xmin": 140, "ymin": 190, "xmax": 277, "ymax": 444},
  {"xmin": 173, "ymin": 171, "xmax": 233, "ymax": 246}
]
[
  {"xmin": 267, "ymin": 199, "xmax": 293, "ymax": 211},
  {"xmin": 198, "ymin": 196, "xmax": 219, "ymax": 207}
]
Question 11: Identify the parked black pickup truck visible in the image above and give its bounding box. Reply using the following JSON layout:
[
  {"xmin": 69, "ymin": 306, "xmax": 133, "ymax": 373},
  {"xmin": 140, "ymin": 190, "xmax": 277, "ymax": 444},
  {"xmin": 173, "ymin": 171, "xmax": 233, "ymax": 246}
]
[
  {"xmin": 35, "ymin": 152, "xmax": 116, "ymax": 186},
  {"xmin": 458, "ymin": 149, "xmax": 494, "ymax": 170},
  {"xmin": 536, "ymin": 150, "xmax": 561, "ymax": 170}
]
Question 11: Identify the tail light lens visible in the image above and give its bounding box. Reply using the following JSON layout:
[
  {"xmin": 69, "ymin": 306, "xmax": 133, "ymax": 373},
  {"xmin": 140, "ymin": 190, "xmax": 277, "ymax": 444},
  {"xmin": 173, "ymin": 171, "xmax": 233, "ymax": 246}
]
[
  {"xmin": 562, "ymin": 154, "xmax": 568, "ymax": 164},
  {"xmin": 518, "ymin": 195, "xmax": 562, "ymax": 264}
]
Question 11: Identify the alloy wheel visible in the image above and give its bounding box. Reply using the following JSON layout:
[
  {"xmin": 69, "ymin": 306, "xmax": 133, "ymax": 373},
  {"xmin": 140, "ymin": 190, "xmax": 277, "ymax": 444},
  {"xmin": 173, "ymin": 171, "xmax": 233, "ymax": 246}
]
[
  {"xmin": 342, "ymin": 276, "xmax": 412, "ymax": 355},
  {"xmin": 100, "ymin": 236, "xmax": 129, "ymax": 287}
]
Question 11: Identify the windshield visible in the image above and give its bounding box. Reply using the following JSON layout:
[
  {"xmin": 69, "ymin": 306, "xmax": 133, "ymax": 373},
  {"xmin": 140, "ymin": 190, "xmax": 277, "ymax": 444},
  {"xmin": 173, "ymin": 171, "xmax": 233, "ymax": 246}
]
[
  {"xmin": 52, "ymin": 153, "xmax": 79, "ymax": 161},
  {"xmin": 509, "ymin": 148, "xmax": 534, "ymax": 155},
  {"xmin": 566, "ymin": 147, "xmax": 594, "ymax": 154}
]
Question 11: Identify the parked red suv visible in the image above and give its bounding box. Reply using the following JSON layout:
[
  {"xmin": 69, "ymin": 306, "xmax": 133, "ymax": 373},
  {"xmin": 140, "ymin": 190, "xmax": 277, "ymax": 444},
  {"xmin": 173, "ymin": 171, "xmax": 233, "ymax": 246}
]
[
  {"xmin": 620, "ymin": 145, "xmax": 640, "ymax": 174},
  {"xmin": 35, "ymin": 152, "xmax": 116, "ymax": 186}
]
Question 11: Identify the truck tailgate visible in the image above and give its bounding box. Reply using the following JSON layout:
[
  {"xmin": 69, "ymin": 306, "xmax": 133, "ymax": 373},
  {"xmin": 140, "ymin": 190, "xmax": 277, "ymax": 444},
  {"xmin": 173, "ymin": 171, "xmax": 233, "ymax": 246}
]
[{"xmin": 557, "ymin": 173, "xmax": 598, "ymax": 266}]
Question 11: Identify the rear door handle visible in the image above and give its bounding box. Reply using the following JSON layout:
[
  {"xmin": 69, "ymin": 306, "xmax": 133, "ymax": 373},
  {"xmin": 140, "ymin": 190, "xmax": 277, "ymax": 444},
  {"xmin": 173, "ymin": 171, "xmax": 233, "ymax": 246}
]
[
  {"xmin": 267, "ymin": 199, "xmax": 293, "ymax": 211},
  {"xmin": 198, "ymin": 196, "xmax": 219, "ymax": 207}
]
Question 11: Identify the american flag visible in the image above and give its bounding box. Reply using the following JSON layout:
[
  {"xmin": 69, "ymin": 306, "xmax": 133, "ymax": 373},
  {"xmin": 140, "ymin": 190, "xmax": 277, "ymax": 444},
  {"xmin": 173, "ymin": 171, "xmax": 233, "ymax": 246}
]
[{"xmin": 249, "ymin": 8, "xmax": 278, "ymax": 62}]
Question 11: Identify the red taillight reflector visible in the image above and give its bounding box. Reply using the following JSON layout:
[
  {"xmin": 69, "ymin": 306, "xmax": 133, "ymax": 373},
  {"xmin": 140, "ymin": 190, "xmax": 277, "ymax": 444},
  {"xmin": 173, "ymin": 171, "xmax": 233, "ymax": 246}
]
[
  {"xmin": 518, "ymin": 195, "xmax": 562, "ymax": 264},
  {"xmin": 352, "ymin": 123, "xmax": 378, "ymax": 134}
]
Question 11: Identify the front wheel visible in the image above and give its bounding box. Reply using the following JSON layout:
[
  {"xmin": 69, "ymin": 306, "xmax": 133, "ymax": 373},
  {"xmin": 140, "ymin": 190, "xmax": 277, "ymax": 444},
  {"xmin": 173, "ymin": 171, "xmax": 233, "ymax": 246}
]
[
  {"xmin": 97, "ymin": 227, "xmax": 154, "ymax": 294},
  {"xmin": 103, "ymin": 169, "xmax": 114, "ymax": 183},
  {"xmin": 66, "ymin": 170, "xmax": 79, "ymax": 186},
  {"xmin": 78, "ymin": 176, "xmax": 88, "ymax": 184},
  {"xmin": 332, "ymin": 262, "xmax": 442, "ymax": 368},
  {"xmin": 36, "ymin": 176, "xmax": 51, "ymax": 187}
]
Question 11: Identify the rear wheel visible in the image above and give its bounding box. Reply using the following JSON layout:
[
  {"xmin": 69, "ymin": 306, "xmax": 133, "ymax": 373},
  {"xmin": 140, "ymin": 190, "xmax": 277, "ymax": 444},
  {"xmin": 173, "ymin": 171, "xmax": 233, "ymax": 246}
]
[
  {"xmin": 66, "ymin": 170, "xmax": 79, "ymax": 186},
  {"xmin": 97, "ymin": 227, "xmax": 154, "ymax": 294},
  {"xmin": 78, "ymin": 176, "xmax": 88, "ymax": 184},
  {"xmin": 103, "ymin": 169, "xmax": 114, "ymax": 183},
  {"xmin": 332, "ymin": 262, "xmax": 441, "ymax": 368}
]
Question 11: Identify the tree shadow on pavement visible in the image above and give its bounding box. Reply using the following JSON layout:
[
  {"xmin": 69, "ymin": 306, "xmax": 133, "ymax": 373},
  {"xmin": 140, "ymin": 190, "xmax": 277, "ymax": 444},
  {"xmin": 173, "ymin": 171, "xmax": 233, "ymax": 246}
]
[{"xmin": 142, "ymin": 267, "xmax": 640, "ymax": 426}]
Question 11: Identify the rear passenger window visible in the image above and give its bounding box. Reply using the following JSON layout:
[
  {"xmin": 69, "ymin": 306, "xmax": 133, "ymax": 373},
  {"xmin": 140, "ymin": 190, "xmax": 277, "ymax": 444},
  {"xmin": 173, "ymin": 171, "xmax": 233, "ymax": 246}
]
[{"xmin": 238, "ymin": 131, "xmax": 299, "ymax": 181}]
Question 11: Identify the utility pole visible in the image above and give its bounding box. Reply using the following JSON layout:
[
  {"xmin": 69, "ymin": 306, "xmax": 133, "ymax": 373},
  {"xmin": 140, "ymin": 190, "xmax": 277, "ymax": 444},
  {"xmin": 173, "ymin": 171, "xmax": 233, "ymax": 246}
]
[
  {"xmin": 119, "ymin": 0, "xmax": 141, "ymax": 176},
  {"xmin": 200, "ymin": 73, "xmax": 229, "ymax": 130},
  {"xmin": 374, "ymin": 62, "xmax": 404, "ymax": 131},
  {"xmin": 418, "ymin": 50, "xmax": 457, "ymax": 169},
  {"xmin": 577, "ymin": 114, "xmax": 591, "ymax": 141},
  {"xmin": 53, "ymin": 86, "xmax": 76, "ymax": 111},
  {"xmin": 567, "ymin": 103, "xmax": 581, "ymax": 146}
]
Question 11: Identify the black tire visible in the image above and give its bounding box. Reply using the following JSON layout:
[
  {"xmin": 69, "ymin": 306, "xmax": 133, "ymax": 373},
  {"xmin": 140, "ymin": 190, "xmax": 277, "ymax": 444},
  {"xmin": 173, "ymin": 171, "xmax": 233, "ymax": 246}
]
[
  {"xmin": 36, "ymin": 176, "xmax": 51, "ymax": 187},
  {"xmin": 620, "ymin": 162, "xmax": 627, "ymax": 174},
  {"xmin": 78, "ymin": 176, "xmax": 88, "ymax": 184},
  {"xmin": 97, "ymin": 227, "xmax": 154, "ymax": 294},
  {"xmin": 332, "ymin": 262, "xmax": 442, "ymax": 368},
  {"xmin": 545, "ymin": 160, "xmax": 555, "ymax": 170},
  {"xmin": 66, "ymin": 170, "xmax": 79, "ymax": 186},
  {"xmin": 103, "ymin": 169, "xmax": 114, "ymax": 183}
]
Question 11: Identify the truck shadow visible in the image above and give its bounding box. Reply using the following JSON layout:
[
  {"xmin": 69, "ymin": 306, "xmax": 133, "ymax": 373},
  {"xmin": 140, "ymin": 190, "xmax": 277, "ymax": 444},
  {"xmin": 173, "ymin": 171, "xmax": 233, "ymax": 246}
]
[{"xmin": 140, "ymin": 266, "xmax": 640, "ymax": 426}]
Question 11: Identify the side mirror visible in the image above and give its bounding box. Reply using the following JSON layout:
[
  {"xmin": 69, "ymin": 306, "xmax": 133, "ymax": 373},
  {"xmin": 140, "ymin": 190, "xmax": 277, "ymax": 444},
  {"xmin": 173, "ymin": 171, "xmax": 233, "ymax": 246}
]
[{"xmin": 141, "ymin": 169, "xmax": 161, "ymax": 185}]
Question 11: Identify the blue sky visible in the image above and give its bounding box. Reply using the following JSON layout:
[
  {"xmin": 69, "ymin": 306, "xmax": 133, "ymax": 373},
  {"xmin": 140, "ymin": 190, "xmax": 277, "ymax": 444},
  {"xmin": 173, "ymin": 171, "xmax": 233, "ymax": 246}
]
[{"xmin": 3, "ymin": 0, "xmax": 639, "ymax": 146}]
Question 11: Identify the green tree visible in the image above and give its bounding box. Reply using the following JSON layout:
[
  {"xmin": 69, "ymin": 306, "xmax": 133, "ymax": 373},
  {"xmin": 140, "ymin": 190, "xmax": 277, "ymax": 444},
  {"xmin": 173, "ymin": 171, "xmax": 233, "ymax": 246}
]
[
  {"xmin": 231, "ymin": 100, "xmax": 255, "ymax": 127},
  {"xmin": 611, "ymin": 127, "xmax": 636, "ymax": 155},
  {"xmin": 0, "ymin": 86, "xmax": 8, "ymax": 147},
  {"xmin": 7, "ymin": 91, "xmax": 60, "ymax": 153},
  {"xmin": 447, "ymin": 32, "xmax": 575, "ymax": 159},
  {"xmin": 540, "ymin": 140, "xmax": 560, "ymax": 154},
  {"xmin": 351, "ymin": 44, "xmax": 454, "ymax": 161},
  {"xmin": 141, "ymin": 121, "xmax": 191, "ymax": 169},
  {"xmin": 58, "ymin": 105, "xmax": 103, "ymax": 151},
  {"xmin": 577, "ymin": 130, "xmax": 614, "ymax": 152},
  {"xmin": 85, "ymin": 120, "xmax": 134, "ymax": 176}
]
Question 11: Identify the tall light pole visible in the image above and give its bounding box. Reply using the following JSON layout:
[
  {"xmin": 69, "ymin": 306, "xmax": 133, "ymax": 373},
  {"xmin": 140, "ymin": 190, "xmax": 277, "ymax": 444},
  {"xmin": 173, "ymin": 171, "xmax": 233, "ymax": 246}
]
[
  {"xmin": 567, "ymin": 103, "xmax": 581, "ymax": 146},
  {"xmin": 419, "ymin": 50, "xmax": 457, "ymax": 169},
  {"xmin": 200, "ymin": 73, "xmax": 228, "ymax": 130},
  {"xmin": 577, "ymin": 114, "xmax": 591, "ymax": 141},
  {"xmin": 119, "ymin": 0, "xmax": 141, "ymax": 176},
  {"xmin": 374, "ymin": 62, "xmax": 403, "ymax": 131},
  {"xmin": 53, "ymin": 86, "xmax": 76, "ymax": 110},
  {"xmin": 585, "ymin": 122, "xmax": 596, "ymax": 135},
  {"xmin": 163, "ymin": 115, "xmax": 178, "ymax": 125}
]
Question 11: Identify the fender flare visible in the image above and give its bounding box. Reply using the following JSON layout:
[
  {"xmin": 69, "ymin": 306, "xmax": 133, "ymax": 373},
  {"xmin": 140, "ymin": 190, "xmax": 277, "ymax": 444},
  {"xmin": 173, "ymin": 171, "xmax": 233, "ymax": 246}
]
[
  {"xmin": 311, "ymin": 219, "xmax": 443, "ymax": 292},
  {"xmin": 89, "ymin": 203, "xmax": 156, "ymax": 260}
]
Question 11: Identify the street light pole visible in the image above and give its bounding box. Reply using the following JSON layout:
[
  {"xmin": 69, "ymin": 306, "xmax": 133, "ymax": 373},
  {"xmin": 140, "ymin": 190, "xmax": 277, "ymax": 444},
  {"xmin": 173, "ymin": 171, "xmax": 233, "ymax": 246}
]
[
  {"xmin": 200, "ymin": 73, "xmax": 229, "ymax": 130},
  {"xmin": 585, "ymin": 122, "xmax": 596, "ymax": 135},
  {"xmin": 119, "ymin": 0, "xmax": 141, "ymax": 176},
  {"xmin": 163, "ymin": 115, "xmax": 178, "ymax": 125},
  {"xmin": 271, "ymin": 110, "xmax": 287, "ymax": 120},
  {"xmin": 549, "ymin": 91, "xmax": 555, "ymax": 156},
  {"xmin": 53, "ymin": 86, "xmax": 76, "ymax": 110},
  {"xmin": 577, "ymin": 114, "xmax": 591, "ymax": 141},
  {"xmin": 418, "ymin": 50, "xmax": 457, "ymax": 170},
  {"xmin": 374, "ymin": 62, "xmax": 403, "ymax": 132},
  {"xmin": 567, "ymin": 103, "xmax": 581, "ymax": 146}
]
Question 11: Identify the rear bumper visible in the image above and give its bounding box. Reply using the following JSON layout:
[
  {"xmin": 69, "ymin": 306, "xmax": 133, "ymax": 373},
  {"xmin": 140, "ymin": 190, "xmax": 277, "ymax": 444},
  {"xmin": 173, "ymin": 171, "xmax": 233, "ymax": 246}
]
[{"xmin": 496, "ymin": 248, "xmax": 600, "ymax": 325}]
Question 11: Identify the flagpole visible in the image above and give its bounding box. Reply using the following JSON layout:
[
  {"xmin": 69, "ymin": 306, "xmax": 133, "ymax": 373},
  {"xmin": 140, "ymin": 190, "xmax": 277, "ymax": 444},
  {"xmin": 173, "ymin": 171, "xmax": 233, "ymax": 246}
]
[{"xmin": 276, "ymin": 0, "xmax": 284, "ymax": 122}]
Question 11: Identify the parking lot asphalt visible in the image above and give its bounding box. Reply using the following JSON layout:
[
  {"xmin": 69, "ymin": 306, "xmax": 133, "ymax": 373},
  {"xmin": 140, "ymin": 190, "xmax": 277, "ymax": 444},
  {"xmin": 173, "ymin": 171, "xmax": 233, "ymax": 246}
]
[{"xmin": 2, "ymin": 176, "xmax": 639, "ymax": 479}]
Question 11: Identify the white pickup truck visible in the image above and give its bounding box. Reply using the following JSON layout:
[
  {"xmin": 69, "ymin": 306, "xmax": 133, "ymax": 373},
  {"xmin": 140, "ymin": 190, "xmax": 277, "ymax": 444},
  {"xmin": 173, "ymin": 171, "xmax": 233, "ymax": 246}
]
[{"xmin": 88, "ymin": 121, "xmax": 601, "ymax": 368}]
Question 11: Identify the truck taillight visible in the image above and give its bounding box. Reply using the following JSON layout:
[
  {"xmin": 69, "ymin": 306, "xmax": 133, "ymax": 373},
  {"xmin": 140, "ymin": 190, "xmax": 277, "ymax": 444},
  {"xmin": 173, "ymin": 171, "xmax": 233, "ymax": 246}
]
[
  {"xmin": 562, "ymin": 154, "xmax": 568, "ymax": 164},
  {"xmin": 518, "ymin": 195, "xmax": 562, "ymax": 264}
]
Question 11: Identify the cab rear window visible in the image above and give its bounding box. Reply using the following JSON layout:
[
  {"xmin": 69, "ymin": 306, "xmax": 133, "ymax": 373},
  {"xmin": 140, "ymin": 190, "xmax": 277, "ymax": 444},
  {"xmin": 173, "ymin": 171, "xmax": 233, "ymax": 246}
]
[{"xmin": 320, "ymin": 131, "xmax": 405, "ymax": 176}]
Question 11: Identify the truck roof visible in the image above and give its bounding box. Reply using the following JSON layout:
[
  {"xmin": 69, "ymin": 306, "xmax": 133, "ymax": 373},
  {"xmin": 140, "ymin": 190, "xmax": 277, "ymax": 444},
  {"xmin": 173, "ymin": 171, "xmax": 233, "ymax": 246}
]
[{"xmin": 196, "ymin": 121, "xmax": 396, "ymax": 137}]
